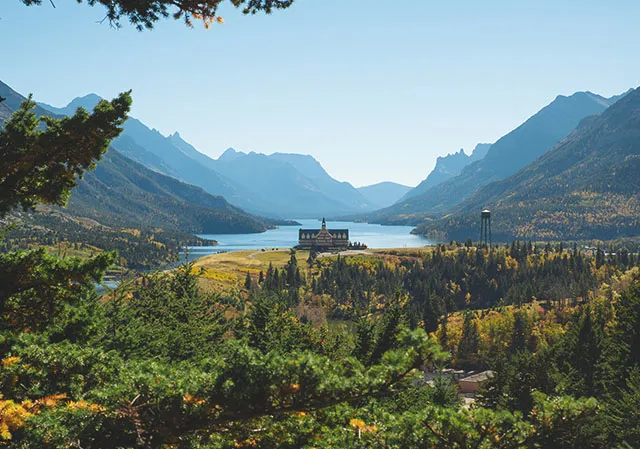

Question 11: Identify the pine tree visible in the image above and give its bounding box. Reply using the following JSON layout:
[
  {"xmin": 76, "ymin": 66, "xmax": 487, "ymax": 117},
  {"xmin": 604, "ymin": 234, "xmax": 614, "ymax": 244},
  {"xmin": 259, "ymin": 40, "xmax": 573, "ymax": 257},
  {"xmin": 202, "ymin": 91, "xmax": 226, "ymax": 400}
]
[
  {"xmin": 423, "ymin": 292, "xmax": 444, "ymax": 334},
  {"xmin": 0, "ymin": 93, "xmax": 131, "ymax": 216},
  {"xmin": 285, "ymin": 249, "xmax": 298, "ymax": 288},
  {"xmin": 456, "ymin": 312, "xmax": 481, "ymax": 369},
  {"xmin": 509, "ymin": 310, "xmax": 531, "ymax": 354}
]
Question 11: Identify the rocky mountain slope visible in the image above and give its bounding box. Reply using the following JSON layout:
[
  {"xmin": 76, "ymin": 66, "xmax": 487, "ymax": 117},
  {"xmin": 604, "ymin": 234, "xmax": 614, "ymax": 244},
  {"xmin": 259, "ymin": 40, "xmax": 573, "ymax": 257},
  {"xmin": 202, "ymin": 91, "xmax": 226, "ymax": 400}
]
[
  {"xmin": 1, "ymin": 80, "xmax": 282, "ymax": 236},
  {"xmin": 402, "ymin": 143, "xmax": 492, "ymax": 201},
  {"xmin": 369, "ymin": 91, "xmax": 621, "ymax": 224},
  {"xmin": 416, "ymin": 87, "xmax": 640, "ymax": 241}
]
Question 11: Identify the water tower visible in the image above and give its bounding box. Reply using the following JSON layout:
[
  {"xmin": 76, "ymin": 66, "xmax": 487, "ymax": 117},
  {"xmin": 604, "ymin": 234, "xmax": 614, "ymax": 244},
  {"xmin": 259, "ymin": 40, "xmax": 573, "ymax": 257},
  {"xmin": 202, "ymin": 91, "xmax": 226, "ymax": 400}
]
[{"xmin": 480, "ymin": 209, "xmax": 491, "ymax": 247}]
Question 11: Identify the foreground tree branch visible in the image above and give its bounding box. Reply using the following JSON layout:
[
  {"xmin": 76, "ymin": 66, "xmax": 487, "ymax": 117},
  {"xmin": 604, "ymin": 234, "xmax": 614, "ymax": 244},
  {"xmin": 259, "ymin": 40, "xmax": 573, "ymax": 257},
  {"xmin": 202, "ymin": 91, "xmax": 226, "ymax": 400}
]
[{"xmin": 19, "ymin": 0, "xmax": 295, "ymax": 29}]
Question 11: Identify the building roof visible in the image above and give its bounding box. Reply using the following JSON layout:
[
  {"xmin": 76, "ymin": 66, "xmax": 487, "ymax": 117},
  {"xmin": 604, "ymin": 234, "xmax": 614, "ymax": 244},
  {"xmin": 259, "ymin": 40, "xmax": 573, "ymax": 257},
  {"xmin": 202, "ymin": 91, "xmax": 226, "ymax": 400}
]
[
  {"xmin": 458, "ymin": 370, "xmax": 495, "ymax": 383},
  {"xmin": 299, "ymin": 229, "xmax": 349, "ymax": 233}
]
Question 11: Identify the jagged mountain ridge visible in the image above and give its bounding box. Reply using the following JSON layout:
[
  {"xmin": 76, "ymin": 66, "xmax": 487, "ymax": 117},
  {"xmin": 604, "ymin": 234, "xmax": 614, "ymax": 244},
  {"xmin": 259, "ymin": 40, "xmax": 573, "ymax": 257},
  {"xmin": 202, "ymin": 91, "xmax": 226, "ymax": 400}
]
[
  {"xmin": 415, "ymin": 86, "xmax": 640, "ymax": 241},
  {"xmin": 39, "ymin": 96, "xmax": 375, "ymax": 218},
  {"xmin": 402, "ymin": 143, "xmax": 492, "ymax": 201},
  {"xmin": 1, "ymin": 80, "xmax": 280, "ymax": 235},
  {"xmin": 367, "ymin": 90, "xmax": 623, "ymax": 225}
]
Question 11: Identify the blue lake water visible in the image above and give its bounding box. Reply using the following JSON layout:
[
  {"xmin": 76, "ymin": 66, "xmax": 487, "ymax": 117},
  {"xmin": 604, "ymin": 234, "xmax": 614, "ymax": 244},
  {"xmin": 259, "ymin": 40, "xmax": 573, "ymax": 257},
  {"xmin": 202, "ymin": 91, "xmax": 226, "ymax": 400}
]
[{"xmin": 186, "ymin": 219, "xmax": 433, "ymax": 258}]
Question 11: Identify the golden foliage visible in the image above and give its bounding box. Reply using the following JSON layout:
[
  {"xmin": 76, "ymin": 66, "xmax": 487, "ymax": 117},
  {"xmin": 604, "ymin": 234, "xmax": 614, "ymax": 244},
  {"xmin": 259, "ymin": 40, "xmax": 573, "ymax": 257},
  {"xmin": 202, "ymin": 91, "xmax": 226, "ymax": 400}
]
[
  {"xmin": 0, "ymin": 396, "xmax": 32, "ymax": 441},
  {"xmin": 1, "ymin": 357, "xmax": 20, "ymax": 368}
]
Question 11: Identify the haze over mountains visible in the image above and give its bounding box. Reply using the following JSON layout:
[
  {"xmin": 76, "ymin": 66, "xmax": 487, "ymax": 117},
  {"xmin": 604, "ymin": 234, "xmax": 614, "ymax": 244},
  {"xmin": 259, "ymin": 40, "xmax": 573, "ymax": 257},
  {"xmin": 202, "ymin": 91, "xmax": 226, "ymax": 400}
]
[
  {"xmin": 40, "ymin": 95, "xmax": 401, "ymax": 218},
  {"xmin": 357, "ymin": 182, "xmax": 412, "ymax": 210}
]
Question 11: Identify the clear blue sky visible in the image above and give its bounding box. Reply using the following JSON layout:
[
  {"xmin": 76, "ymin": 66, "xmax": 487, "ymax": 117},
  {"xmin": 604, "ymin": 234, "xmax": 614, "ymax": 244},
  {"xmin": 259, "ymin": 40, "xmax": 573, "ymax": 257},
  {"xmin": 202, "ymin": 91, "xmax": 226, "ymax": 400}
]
[{"xmin": 1, "ymin": 0, "xmax": 639, "ymax": 187}]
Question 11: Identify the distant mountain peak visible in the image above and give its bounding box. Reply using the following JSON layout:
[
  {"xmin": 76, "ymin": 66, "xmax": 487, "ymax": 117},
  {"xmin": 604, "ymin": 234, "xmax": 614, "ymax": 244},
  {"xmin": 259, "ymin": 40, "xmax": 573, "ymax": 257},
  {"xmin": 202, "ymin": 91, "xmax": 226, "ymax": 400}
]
[
  {"xmin": 218, "ymin": 147, "xmax": 245, "ymax": 161},
  {"xmin": 67, "ymin": 93, "xmax": 104, "ymax": 110},
  {"xmin": 437, "ymin": 148, "xmax": 467, "ymax": 162},
  {"xmin": 37, "ymin": 93, "xmax": 105, "ymax": 116}
]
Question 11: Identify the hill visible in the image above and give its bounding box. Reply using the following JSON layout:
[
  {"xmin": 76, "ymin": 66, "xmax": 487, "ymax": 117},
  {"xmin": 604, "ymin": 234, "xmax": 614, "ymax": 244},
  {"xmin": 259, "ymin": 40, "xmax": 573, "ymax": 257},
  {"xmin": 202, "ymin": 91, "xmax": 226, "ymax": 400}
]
[
  {"xmin": 402, "ymin": 144, "xmax": 492, "ymax": 201},
  {"xmin": 416, "ymin": 87, "xmax": 640, "ymax": 241},
  {"xmin": 357, "ymin": 182, "xmax": 412, "ymax": 209},
  {"xmin": 369, "ymin": 91, "xmax": 620, "ymax": 224}
]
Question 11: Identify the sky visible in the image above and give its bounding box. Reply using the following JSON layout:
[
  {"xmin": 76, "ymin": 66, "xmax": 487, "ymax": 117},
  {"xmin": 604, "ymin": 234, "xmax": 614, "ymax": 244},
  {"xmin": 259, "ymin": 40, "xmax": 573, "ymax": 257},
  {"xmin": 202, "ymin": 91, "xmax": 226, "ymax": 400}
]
[{"xmin": 1, "ymin": 1, "xmax": 639, "ymax": 187}]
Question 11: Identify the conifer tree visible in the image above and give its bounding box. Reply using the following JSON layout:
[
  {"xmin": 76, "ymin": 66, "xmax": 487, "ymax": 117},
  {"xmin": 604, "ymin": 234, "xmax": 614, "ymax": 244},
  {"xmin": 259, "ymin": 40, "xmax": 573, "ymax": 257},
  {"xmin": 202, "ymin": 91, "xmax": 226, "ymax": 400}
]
[
  {"xmin": 0, "ymin": 93, "xmax": 131, "ymax": 216},
  {"xmin": 509, "ymin": 310, "xmax": 531, "ymax": 354},
  {"xmin": 456, "ymin": 312, "xmax": 481, "ymax": 369},
  {"xmin": 423, "ymin": 292, "xmax": 444, "ymax": 334}
]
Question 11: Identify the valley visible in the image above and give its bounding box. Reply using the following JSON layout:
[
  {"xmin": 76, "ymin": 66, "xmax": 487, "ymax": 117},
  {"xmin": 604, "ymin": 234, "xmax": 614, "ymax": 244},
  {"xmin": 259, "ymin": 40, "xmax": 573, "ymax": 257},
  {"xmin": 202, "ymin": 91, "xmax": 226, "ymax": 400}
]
[{"xmin": 2, "ymin": 2, "xmax": 640, "ymax": 444}]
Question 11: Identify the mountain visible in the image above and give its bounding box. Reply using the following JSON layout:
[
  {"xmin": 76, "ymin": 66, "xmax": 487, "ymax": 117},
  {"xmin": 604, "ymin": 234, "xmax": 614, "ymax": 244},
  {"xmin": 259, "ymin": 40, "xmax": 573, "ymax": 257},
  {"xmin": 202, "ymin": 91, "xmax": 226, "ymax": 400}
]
[
  {"xmin": 38, "ymin": 96, "xmax": 263, "ymax": 212},
  {"xmin": 39, "ymin": 96, "xmax": 375, "ymax": 218},
  {"xmin": 402, "ymin": 144, "xmax": 492, "ymax": 201},
  {"xmin": 66, "ymin": 149, "xmax": 277, "ymax": 234},
  {"xmin": 211, "ymin": 151, "xmax": 372, "ymax": 217},
  {"xmin": 416, "ymin": 86, "xmax": 640, "ymax": 242},
  {"xmin": 2, "ymin": 81, "xmax": 283, "ymax": 236},
  {"xmin": 268, "ymin": 152, "xmax": 371, "ymax": 211},
  {"xmin": 217, "ymin": 147, "xmax": 247, "ymax": 162},
  {"xmin": 1, "ymin": 80, "xmax": 59, "ymax": 122},
  {"xmin": 469, "ymin": 143, "xmax": 492, "ymax": 162},
  {"xmin": 167, "ymin": 142, "xmax": 373, "ymax": 217},
  {"xmin": 357, "ymin": 182, "xmax": 412, "ymax": 209},
  {"xmin": 370, "ymin": 90, "xmax": 621, "ymax": 224}
]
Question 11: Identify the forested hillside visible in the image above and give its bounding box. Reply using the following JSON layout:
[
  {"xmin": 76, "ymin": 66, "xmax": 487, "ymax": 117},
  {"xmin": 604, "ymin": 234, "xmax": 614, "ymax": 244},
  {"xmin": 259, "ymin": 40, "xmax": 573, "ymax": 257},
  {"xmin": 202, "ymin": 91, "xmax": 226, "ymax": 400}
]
[
  {"xmin": 4, "ymin": 233, "xmax": 640, "ymax": 446},
  {"xmin": 417, "ymin": 86, "xmax": 640, "ymax": 242},
  {"xmin": 66, "ymin": 150, "xmax": 276, "ymax": 234}
]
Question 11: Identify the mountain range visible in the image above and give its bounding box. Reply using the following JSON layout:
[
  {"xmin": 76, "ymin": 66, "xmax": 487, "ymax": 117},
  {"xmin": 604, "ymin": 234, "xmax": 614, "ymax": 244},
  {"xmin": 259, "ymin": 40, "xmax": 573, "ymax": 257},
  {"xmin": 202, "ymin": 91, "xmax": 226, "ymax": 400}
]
[
  {"xmin": 39, "ymin": 96, "xmax": 398, "ymax": 218},
  {"xmin": 416, "ymin": 86, "xmax": 640, "ymax": 241},
  {"xmin": 0, "ymin": 80, "xmax": 288, "ymax": 237},
  {"xmin": 366, "ymin": 90, "xmax": 628, "ymax": 225},
  {"xmin": 4, "ymin": 77, "xmax": 640, "ymax": 245}
]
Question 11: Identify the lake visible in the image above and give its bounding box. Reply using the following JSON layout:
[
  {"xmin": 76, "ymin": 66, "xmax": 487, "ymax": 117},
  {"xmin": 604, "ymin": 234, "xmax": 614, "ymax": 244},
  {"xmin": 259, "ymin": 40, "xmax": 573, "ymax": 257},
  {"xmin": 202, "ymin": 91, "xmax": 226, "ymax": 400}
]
[{"xmin": 186, "ymin": 219, "xmax": 433, "ymax": 258}]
